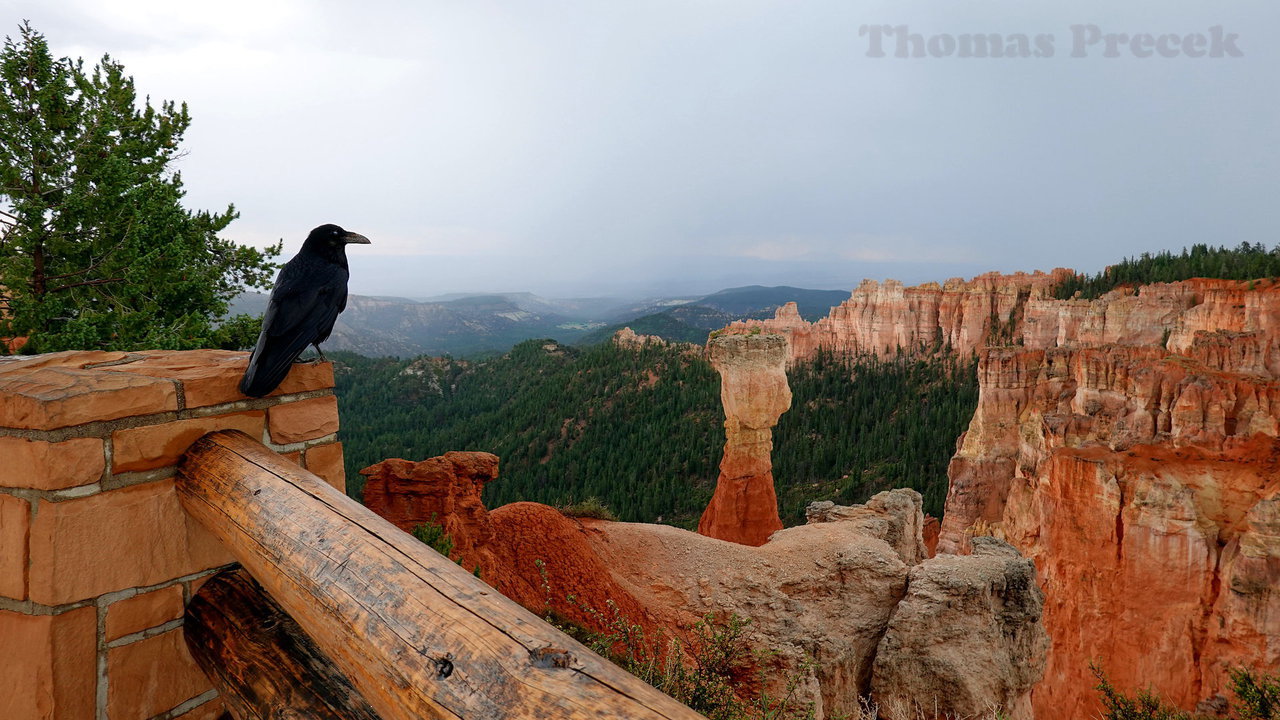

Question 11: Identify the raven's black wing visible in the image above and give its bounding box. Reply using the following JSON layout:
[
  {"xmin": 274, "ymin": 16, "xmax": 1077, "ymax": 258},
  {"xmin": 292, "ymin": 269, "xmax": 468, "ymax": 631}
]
[{"xmin": 239, "ymin": 254, "xmax": 349, "ymax": 397}]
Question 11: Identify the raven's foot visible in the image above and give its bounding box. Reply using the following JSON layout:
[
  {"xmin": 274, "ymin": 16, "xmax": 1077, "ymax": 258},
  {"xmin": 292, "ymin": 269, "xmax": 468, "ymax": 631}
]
[{"xmin": 312, "ymin": 345, "xmax": 329, "ymax": 363}]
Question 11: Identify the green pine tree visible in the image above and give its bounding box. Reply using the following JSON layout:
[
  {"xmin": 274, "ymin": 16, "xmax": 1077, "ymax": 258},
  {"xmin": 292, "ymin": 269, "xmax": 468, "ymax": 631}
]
[{"xmin": 0, "ymin": 22, "xmax": 279, "ymax": 352}]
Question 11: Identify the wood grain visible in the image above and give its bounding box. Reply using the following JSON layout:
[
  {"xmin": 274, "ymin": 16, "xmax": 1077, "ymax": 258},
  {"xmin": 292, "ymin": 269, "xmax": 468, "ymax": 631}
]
[
  {"xmin": 177, "ymin": 430, "xmax": 703, "ymax": 720},
  {"xmin": 185, "ymin": 569, "xmax": 382, "ymax": 720}
]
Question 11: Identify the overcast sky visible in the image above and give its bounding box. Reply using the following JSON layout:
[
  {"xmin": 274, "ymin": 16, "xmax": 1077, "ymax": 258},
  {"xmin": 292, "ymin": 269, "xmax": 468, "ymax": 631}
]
[{"xmin": 9, "ymin": 1, "xmax": 1279, "ymax": 298}]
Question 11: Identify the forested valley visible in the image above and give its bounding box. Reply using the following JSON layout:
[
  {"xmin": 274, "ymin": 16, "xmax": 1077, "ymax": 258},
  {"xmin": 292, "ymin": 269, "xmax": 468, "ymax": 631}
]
[{"xmin": 333, "ymin": 340, "xmax": 977, "ymax": 526}]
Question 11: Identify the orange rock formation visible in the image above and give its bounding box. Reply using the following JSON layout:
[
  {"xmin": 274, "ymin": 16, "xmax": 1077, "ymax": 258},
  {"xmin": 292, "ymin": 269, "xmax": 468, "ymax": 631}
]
[
  {"xmin": 939, "ymin": 345, "xmax": 1280, "ymax": 717},
  {"xmin": 359, "ymin": 454, "xmax": 661, "ymax": 638},
  {"xmin": 698, "ymin": 333, "xmax": 790, "ymax": 546},
  {"xmin": 722, "ymin": 270, "xmax": 1072, "ymax": 363},
  {"xmin": 360, "ymin": 453, "xmax": 1047, "ymax": 720},
  {"xmin": 612, "ymin": 326, "xmax": 668, "ymax": 349},
  {"xmin": 716, "ymin": 273, "xmax": 1280, "ymax": 715},
  {"xmin": 726, "ymin": 275, "xmax": 1280, "ymax": 370}
]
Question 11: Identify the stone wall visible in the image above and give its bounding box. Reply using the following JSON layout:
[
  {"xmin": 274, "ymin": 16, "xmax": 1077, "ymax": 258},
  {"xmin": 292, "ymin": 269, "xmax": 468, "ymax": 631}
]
[{"xmin": 0, "ymin": 349, "xmax": 344, "ymax": 720}]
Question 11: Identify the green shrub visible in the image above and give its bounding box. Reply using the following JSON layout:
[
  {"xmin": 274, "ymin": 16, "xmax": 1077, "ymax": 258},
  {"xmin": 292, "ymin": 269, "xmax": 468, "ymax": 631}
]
[
  {"xmin": 534, "ymin": 560, "xmax": 814, "ymax": 720},
  {"xmin": 558, "ymin": 497, "xmax": 620, "ymax": 521},
  {"xmin": 1093, "ymin": 663, "xmax": 1201, "ymax": 720},
  {"xmin": 411, "ymin": 515, "xmax": 480, "ymax": 578},
  {"xmin": 1092, "ymin": 663, "xmax": 1280, "ymax": 720},
  {"xmin": 1230, "ymin": 667, "xmax": 1280, "ymax": 720}
]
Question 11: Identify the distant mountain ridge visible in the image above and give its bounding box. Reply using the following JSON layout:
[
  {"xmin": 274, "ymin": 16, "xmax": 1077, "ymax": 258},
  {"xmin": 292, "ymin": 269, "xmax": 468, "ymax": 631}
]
[
  {"xmin": 579, "ymin": 285, "xmax": 851, "ymax": 345},
  {"xmin": 229, "ymin": 285, "xmax": 848, "ymax": 357}
]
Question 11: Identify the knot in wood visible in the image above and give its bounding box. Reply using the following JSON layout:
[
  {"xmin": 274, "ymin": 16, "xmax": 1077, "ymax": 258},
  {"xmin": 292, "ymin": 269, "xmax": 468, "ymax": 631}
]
[
  {"xmin": 433, "ymin": 653, "xmax": 454, "ymax": 678},
  {"xmin": 530, "ymin": 646, "xmax": 575, "ymax": 669}
]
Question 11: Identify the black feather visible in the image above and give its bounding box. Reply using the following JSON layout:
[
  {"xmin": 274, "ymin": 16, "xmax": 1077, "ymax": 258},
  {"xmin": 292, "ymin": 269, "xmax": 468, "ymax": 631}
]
[{"xmin": 239, "ymin": 224, "xmax": 368, "ymax": 398}]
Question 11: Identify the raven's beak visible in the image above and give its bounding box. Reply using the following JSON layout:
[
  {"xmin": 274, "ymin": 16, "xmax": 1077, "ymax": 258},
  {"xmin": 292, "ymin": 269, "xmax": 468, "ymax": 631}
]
[{"xmin": 342, "ymin": 231, "xmax": 371, "ymax": 245}]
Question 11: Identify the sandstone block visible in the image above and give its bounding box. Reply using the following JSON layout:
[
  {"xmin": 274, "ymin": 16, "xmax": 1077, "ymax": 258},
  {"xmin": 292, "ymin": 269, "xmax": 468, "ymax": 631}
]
[
  {"xmin": 107, "ymin": 628, "xmax": 213, "ymax": 719},
  {"xmin": 268, "ymin": 395, "xmax": 339, "ymax": 444},
  {"xmin": 110, "ymin": 350, "xmax": 247, "ymax": 409},
  {"xmin": 0, "ymin": 494, "xmax": 29, "ymax": 599},
  {"xmin": 306, "ymin": 441, "xmax": 346, "ymax": 492},
  {"xmin": 29, "ymin": 480, "xmax": 232, "ymax": 605},
  {"xmin": 112, "ymin": 411, "xmax": 264, "ymax": 473},
  {"xmin": 188, "ymin": 572, "xmax": 218, "ymax": 598},
  {"xmin": 272, "ymin": 360, "xmax": 335, "ymax": 396},
  {"xmin": 112, "ymin": 350, "xmax": 333, "ymax": 408},
  {"xmin": 106, "ymin": 584, "xmax": 185, "ymax": 642},
  {"xmin": 0, "ymin": 350, "xmax": 128, "ymax": 373},
  {"xmin": 0, "ymin": 606, "xmax": 96, "ymax": 720},
  {"xmin": 0, "ymin": 436, "xmax": 104, "ymax": 490},
  {"xmin": 0, "ymin": 366, "xmax": 177, "ymax": 430}
]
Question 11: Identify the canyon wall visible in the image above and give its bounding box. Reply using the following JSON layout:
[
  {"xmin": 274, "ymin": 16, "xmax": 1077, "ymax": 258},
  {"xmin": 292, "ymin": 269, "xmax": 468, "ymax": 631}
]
[
  {"xmin": 728, "ymin": 274, "xmax": 1280, "ymax": 374},
  {"xmin": 722, "ymin": 272, "xmax": 1280, "ymax": 715},
  {"xmin": 939, "ymin": 345, "xmax": 1280, "ymax": 717},
  {"xmin": 698, "ymin": 333, "xmax": 791, "ymax": 546},
  {"xmin": 722, "ymin": 270, "xmax": 1072, "ymax": 363}
]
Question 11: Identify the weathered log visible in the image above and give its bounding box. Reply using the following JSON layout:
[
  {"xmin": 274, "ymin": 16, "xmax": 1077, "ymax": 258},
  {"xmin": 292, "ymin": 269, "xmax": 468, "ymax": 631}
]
[
  {"xmin": 177, "ymin": 430, "xmax": 702, "ymax": 720},
  {"xmin": 185, "ymin": 569, "xmax": 382, "ymax": 720}
]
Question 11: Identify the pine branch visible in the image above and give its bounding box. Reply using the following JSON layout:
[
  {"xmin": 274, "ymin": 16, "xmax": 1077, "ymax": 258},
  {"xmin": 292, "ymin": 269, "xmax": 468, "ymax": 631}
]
[
  {"xmin": 43, "ymin": 231, "xmax": 130, "ymax": 281},
  {"xmin": 48, "ymin": 277, "xmax": 124, "ymax": 293}
]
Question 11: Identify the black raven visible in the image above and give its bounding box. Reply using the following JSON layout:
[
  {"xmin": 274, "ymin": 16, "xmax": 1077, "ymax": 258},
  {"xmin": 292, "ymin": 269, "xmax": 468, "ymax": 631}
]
[{"xmin": 238, "ymin": 224, "xmax": 370, "ymax": 398}]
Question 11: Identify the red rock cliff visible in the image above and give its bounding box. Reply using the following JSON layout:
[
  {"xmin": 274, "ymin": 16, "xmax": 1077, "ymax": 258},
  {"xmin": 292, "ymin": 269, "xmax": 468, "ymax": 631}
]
[
  {"xmin": 725, "ymin": 272, "xmax": 1280, "ymax": 714},
  {"xmin": 698, "ymin": 333, "xmax": 791, "ymax": 546},
  {"xmin": 939, "ymin": 345, "xmax": 1280, "ymax": 717},
  {"xmin": 722, "ymin": 270, "xmax": 1072, "ymax": 363},
  {"xmin": 727, "ymin": 275, "xmax": 1280, "ymax": 375}
]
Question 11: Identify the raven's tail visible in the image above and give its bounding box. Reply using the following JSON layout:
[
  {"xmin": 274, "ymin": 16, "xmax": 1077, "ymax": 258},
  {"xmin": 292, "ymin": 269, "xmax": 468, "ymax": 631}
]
[{"xmin": 239, "ymin": 343, "xmax": 302, "ymax": 398}]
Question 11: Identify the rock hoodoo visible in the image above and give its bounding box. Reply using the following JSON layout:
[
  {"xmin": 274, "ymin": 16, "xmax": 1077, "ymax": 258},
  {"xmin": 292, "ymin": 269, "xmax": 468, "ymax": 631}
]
[{"xmin": 698, "ymin": 332, "xmax": 791, "ymax": 546}]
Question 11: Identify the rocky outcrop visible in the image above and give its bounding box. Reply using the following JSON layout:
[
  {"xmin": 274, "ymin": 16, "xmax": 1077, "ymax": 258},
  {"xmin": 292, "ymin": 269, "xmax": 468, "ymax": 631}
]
[
  {"xmin": 359, "ymin": 455, "xmax": 660, "ymax": 637},
  {"xmin": 360, "ymin": 457, "xmax": 1047, "ymax": 720},
  {"xmin": 722, "ymin": 271, "xmax": 1072, "ymax": 363},
  {"xmin": 1023, "ymin": 278, "xmax": 1280, "ymax": 375},
  {"xmin": 939, "ymin": 345, "xmax": 1280, "ymax": 717},
  {"xmin": 613, "ymin": 326, "xmax": 667, "ymax": 349},
  {"xmin": 605, "ymin": 496, "xmax": 1045, "ymax": 719},
  {"xmin": 698, "ymin": 333, "xmax": 791, "ymax": 546},
  {"xmin": 724, "ymin": 276, "xmax": 1280, "ymax": 380},
  {"xmin": 805, "ymin": 493, "xmax": 929, "ymax": 566},
  {"xmin": 361, "ymin": 451, "xmax": 502, "ymax": 568},
  {"xmin": 871, "ymin": 537, "xmax": 1048, "ymax": 720}
]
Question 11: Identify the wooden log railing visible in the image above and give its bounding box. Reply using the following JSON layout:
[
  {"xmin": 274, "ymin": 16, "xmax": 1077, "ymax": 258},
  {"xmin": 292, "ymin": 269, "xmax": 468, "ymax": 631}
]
[
  {"xmin": 177, "ymin": 430, "xmax": 702, "ymax": 720},
  {"xmin": 185, "ymin": 569, "xmax": 382, "ymax": 719}
]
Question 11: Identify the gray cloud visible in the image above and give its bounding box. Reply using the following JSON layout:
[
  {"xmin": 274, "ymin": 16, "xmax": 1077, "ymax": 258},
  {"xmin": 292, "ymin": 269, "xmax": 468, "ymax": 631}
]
[{"xmin": 8, "ymin": 0, "xmax": 1278, "ymax": 297}]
